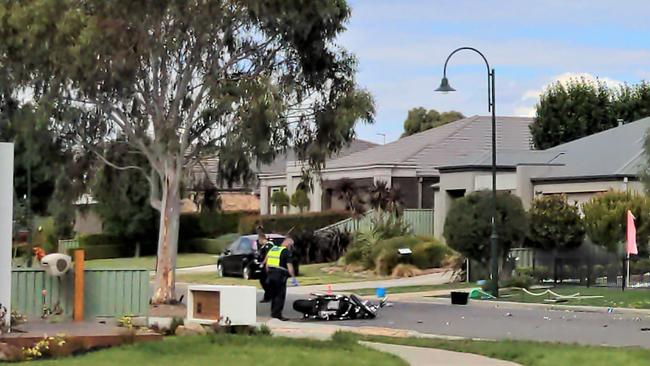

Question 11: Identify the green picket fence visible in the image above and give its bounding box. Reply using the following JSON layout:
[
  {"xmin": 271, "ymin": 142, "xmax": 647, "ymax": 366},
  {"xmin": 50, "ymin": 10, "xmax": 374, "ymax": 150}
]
[
  {"xmin": 11, "ymin": 268, "xmax": 150, "ymax": 319},
  {"xmin": 318, "ymin": 209, "xmax": 434, "ymax": 236}
]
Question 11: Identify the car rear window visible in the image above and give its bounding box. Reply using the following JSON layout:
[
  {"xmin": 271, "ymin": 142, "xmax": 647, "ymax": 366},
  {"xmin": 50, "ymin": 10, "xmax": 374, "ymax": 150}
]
[
  {"xmin": 269, "ymin": 237, "xmax": 285, "ymax": 245},
  {"xmin": 238, "ymin": 238, "xmax": 255, "ymax": 253}
]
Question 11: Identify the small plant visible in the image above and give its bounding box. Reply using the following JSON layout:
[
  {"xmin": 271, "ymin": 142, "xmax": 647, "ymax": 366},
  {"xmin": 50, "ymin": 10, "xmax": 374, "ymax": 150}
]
[
  {"xmin": 0, "ymin": 303, "xmax": 8, "ymax": 334},
  {"xmin": 11, "ymin": 310, "xmax": 27, "ymax": 326},
  {"xmin": 257, "ymin": 324, "xmax": 272, "ymax": 336},
  {"xmin": 22, "ymin": 334, "xmax": 67, "ymax": 360},
  {"xmin": 168, "ymin": 316, "xmax": 185, "ymax": 336},
  {"xmin": 118, "ymin": 315, "xmax": 134, "ymax": 329}
]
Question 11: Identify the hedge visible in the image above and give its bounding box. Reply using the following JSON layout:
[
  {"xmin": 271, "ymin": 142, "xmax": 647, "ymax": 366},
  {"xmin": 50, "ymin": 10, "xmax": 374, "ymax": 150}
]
[
  {"xmin": 238, "ymin": 211, "xmax": 350, "ymax": 235},
  {"xmin": 77, "ymin": 234, "xmax": 142, "ymax": 259},
  {"xmin": 183, "ymin": 233, "xmax": 240, "ymax": 254},
  {"xmin": 180, "ymin": 210, "xmax": 258, "ymax": 241},
  {"xmin": 83, "ymin": 244, "xmax": 128, "ymax": 260}
]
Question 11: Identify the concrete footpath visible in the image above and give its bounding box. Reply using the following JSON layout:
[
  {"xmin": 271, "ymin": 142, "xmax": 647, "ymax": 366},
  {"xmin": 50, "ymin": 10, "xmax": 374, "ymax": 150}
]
[
  {"xmin": 361, "ymin": 341, "xmax": 520, "ymax": 366},
  {"xmin": 266, "ymin": 319, "xmax": 521, "ymax": 366}
]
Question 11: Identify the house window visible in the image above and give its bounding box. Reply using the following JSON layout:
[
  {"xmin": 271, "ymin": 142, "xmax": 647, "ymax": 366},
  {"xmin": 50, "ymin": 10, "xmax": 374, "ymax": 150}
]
[{"xmin": 269, "ymin": 186, "xmax": 286, "ymax": 214}]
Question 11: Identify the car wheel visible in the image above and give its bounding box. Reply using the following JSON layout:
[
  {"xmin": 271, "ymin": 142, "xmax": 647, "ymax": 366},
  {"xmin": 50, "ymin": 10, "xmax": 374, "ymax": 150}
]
[
  {"xmin": 217, "ymin": 263, "xmax": 224, "ymax": 277},
  {"xmin": 242, "ymin": 266, "xmax": 251, "ymax": 280}
]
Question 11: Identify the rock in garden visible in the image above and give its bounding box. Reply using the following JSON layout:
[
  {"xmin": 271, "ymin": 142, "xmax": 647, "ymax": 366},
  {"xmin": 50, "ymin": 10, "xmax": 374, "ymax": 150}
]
[
  {"xmin": 0, "ymin": 342, "xmax": 23, "ymax": 362},
  {"xmin": 175, "ymin": 322, "xmax": 207, "ymax": 336}
]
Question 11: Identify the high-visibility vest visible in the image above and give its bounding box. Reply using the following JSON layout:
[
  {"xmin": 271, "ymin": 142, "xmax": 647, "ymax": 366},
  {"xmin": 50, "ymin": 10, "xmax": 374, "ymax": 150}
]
[{"xmin": 267, "ymin": 246, "xmax": 286, "ymax": 268}]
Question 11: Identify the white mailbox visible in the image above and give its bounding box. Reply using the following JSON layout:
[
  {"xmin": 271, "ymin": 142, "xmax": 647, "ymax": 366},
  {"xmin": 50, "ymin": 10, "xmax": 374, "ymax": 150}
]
[{"xmin": 186, "ymin": 285, "xmax": 256, "ymax": 326}]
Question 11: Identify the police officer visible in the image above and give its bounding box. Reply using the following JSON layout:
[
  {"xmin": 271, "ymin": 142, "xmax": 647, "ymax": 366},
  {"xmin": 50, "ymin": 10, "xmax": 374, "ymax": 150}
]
[
  {"xmin": 256, "ymin": 228, "xmax": 274, "ymax": 303},
  {"xmin": 264, "ymin": 237, "xmax": 298, "ymax": 321}
]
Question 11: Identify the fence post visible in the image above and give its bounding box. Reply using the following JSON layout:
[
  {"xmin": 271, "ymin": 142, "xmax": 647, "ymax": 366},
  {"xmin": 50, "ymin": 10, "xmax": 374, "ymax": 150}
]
[{"xmin": 73, "ymin": 249, "xmax": 85, "ymax": 321}]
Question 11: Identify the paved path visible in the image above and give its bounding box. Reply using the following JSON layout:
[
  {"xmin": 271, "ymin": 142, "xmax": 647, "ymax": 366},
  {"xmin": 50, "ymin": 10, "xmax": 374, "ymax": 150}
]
[
  {"xmin": 175, "ymin": 264, "xmax": 218, "ymax": 274},
  {"xmin": 266, "ymin": 319, "xmax": 520, "ymax": 366},
  {"xmin": 361, "ymin": 341, "xmax": 521, "ymax": 366}
]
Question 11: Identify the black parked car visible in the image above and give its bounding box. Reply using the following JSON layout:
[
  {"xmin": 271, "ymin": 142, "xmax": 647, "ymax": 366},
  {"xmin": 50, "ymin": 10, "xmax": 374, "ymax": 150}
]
[{"xmin": 217, "ymin": 234, "xmax": 299, "ymax": 279}]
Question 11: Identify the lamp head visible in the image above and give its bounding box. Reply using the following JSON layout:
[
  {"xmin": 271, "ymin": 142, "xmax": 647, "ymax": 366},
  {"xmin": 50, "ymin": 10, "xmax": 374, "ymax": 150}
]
[{"xmin": 435, "ymin": 76, "xmax": 455, "ymax": 93}]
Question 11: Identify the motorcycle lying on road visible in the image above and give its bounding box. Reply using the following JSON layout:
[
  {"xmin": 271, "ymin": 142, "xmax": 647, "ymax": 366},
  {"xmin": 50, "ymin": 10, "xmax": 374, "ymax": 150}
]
[{"xmin": 293, "ymin": 293, "xmax": 387, "ymax": 321}]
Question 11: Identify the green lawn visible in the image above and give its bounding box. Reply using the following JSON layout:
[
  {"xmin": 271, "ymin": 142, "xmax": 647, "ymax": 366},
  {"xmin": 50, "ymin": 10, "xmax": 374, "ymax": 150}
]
[
  {"xmin": 85, "ymin": 253, "xmax": 217, "ymax": 270},
  {"xmin": 20, "ymin": 334, "xmax": 406, "ymax": 366},
  {"xmin": 355, "ymin": 333, "xmax": 650, "ymax": 366},
  {"xmin": 177, "ymin": 262, "xmax": 382, "ymax": 287},
  {"xmin": 350, "ymin": 282, "xmax": 474, "ymax": 296},
  {"xmin": 493, "ymin": 286, "xmax": 650, "ymax": 309}
]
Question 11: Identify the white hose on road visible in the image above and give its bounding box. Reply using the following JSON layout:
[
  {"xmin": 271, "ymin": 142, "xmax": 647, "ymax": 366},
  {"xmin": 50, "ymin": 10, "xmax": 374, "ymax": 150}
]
[{"xmin": 511, "ymin": 287, "xmax": 604, "ymax": 300}]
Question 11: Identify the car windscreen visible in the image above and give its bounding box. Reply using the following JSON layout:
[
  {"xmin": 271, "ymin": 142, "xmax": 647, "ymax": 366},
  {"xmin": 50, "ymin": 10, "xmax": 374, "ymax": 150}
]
[{"xmin": 228, "ymin": 239, "xmax": 240, "ymax": 252}]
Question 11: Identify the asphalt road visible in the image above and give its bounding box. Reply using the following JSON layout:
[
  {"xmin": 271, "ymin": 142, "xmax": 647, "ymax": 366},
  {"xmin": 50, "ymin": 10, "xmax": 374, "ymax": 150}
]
[
  {"xmin": 275, "ymin": 293, "xmax": 650, "ymax": 348},
  {"xmin": 175, "ymin": 283, "xmax": 650, "ymax": 348}
]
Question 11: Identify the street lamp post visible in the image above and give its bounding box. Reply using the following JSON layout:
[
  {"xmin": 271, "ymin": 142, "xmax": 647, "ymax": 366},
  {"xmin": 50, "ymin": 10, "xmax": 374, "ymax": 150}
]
[{"xmin": 435, "ymin": 47, "xmax": 499, "ymax": 297}]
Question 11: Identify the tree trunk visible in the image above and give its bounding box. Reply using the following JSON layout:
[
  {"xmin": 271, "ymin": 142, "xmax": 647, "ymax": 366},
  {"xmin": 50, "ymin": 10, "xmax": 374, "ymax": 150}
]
[{"xmin": 151, "ymin": 163, "xmax": 181, "ymax": 304}]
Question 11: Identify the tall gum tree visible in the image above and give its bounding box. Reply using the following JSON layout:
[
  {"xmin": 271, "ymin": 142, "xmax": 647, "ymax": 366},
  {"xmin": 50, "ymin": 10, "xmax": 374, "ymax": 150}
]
[{"xmin": 0, "ymin": 0, "xmax": 374, "ymax": 303}]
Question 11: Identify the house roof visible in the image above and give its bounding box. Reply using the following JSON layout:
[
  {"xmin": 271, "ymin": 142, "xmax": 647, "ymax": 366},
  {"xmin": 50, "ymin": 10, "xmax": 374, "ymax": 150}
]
[
  {"xmin": 258, "ymin": 139, "xmax": 378, "ymax": 176},
  {"xmin": 437, "ymin": 149, "xmax": 563, "ymax": 171},
  {"xmin": 532, "ymin": 117, "xmax": 650, "ymax": 181},
  {"xmin": 435, "ymin": 116, "xmax": 650, "ymax": 182},
  {"xmin": 324, "ymin": 115, "xmax": 534, "ymax": 176},
  {"xmin": 191, "ymin": 139, "xmax": 377, "ymax": 189}
]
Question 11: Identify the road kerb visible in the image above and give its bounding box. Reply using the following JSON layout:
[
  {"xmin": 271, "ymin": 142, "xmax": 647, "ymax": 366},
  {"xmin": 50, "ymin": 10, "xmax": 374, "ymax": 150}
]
[{"xmin": 384, "ymin": 293, "xmax": 650, "ymax": 316}]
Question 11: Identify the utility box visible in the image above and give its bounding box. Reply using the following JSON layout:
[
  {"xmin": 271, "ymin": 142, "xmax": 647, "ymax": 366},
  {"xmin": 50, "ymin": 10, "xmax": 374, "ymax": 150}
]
[{"xmin": 186, "ymin": 285, "xmax": 256, "ymax": 326}]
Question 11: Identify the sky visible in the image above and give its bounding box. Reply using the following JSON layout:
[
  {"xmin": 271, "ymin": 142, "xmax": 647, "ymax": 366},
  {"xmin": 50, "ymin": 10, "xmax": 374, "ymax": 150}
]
[{"xmin": 340, "ymin": 0, "xmax": 650, "ymax": 144}]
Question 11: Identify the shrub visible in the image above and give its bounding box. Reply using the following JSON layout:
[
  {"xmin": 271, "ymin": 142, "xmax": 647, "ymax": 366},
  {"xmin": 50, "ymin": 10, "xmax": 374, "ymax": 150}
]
[
  {"xmin": 238, "ymin": 211, "xmax": 349, "ymax": 235},
  {"xmin": 270, "ymin": 191, "xmax": 290, "ymax": 213},
  {"xmin": 293, "ymin": 228, "xmax": 352, "ymax": 264},
  {"xmin": 32, "ymin": 216, "xmax": 57, "ymax": 253},
  {"xmin": 502, "ymin": 272, "xmax": 534, "ymax": 289},
  {"xmin": 371, "ymin": 236, "xmax": 420, "ymax": 275},
  {"xmin": 412, "ymin": 239, "xmax": 452, "ymax": 269},
  {"xmin": 290, "ymin": 190, "xmax": 310, "ymax": 213},
  {"xmin": 78, "ymin": 233, "xmax": 123, "ymax": 247},
  {"xmin": 583, "ymin": 191, "xmax": 650, "ymax": 254},
  {"xmin": 369, "ymin": 236, "xmax": 420, "ymax": 262},
  {"xmin": 631, "ymin": 258, "xmax": 650, "ymax": 275},
  {"xmin": 346, "ymin": 226, "xmax": 384, "ymax": 268},
  {"xmin": 444, "ymin": 191, "xmax": 527, "ymax": 267},
  {"xmin": 78, "ymin": 234, "xmax": 129, "ymax": 259},
  {"xmin": 84, "ymin": 244, "xmax": 127, "ymax": 260},
  {"xmin": 179, "ymin": 211, "xmax": 257, "ymax": 243},
  {"xmin": 344, "ymin": 246, "xmax": 364, "ymax": 264},
  {"xmin": 526, "ymin": 194, "xmax": 585, "ymax": 251}
]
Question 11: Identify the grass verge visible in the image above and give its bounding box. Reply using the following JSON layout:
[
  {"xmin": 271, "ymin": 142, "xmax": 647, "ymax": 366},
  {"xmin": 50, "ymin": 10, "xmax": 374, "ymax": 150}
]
[
  {"xmin": 177, "ymin": 262, "xmax": 382, "ymax": 287},
  {"xmin": 493, "ymin": 286, "xmax": 650, "ymax": 309},
  {"xmin": 351, "ymin": 333, "xmax": 650, "ymax": 366},
  {"xmin": 18, "ymin": 334, "xmax": 407, "ymax": 366},
  {"xmin": 350, "ymin": 282, "xmax": 474, "ymax": 296},
  {"xmin": 85, "ymin": 253, "xmax": 217, "ymax": 270}
]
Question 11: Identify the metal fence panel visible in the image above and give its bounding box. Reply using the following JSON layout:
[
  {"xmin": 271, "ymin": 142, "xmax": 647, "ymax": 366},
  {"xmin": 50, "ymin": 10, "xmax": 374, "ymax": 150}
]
[
  {"xmin": 11, "ymin": 268, "xmax": 150, "ymax": 319},
  {"xmin": 403, "ymin": 209, "xmax": 434, "ymax": 236},
  {"xmin": 318, "ymin": 209, "xmax": 434, "ymax": 236}
]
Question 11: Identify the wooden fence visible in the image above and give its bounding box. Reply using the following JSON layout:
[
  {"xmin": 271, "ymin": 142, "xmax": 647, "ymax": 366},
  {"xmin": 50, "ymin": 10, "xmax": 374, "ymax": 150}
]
[{"xmin": 11, "ymin": 268, "xmax": 150, "ymax": 319}]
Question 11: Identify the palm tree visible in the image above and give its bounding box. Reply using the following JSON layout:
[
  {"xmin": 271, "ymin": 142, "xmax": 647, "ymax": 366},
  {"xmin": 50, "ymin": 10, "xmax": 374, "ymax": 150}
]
[
  {"xmin": 368, "ymin": 180, "xmax": 390, "ymax": 213},
  {"xmin": 386, "ymin": 184, "xmax": 405, "ymax": 218},
  {"xmin": 335, "ymin": 178, "xmax": 365, "ymax": 219}
]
